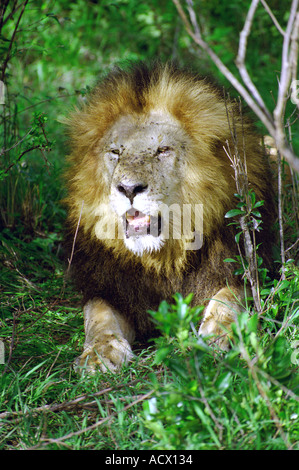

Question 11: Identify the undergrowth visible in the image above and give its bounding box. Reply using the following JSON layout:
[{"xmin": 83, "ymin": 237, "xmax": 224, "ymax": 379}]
[{"xmin": 0, "ymin": 232, "xmax": 298, "ymax": 449}]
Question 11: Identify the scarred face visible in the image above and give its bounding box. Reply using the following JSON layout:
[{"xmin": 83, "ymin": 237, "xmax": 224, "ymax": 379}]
[{"xmin": 99, "ymin": 111, "xmax": 189, "ymax": 255}]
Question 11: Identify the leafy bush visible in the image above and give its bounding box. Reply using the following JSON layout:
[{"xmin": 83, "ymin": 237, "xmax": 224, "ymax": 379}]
[{"xmin": 144, "ymin": 292, "xmax": 299, "ymax": 450}]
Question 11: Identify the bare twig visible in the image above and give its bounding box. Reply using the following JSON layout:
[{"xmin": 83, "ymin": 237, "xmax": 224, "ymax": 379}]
[
  {"xmin": 273, "ymin": 0, "xmax": 299, "ymax": 170},
  {"xmin": 0, "ymin": 378, "xmax": 151, "ymax": 421},
  {"xmin": 277, "ymin": 151, "xmax": 286, "ymax": 277},
  {"xmin": 172, "ymin": 0, "xmax": 299, "ymax": 172},
  {"xmin": 173, "ymin": 0, "xmax": 275, "ymax": 134},
  {"xmin": 285, "ymin": 237, "xmax": 299, "ymax": 253},
  {"xmin": 27, "ymin": 389, "xmax": 155, "ymax": 449},
  {"xmin": 0, "ymin": 0, "xmax": 29, "ymax": 82},
  {"xmin": 3, "ymin": 145, "xmax": 40, "ymax": 173},
  {"xmin": 224, "ymin": 144, "xmax": 262, "ymax": 314},
  {"xmin": 67, "ymin": 201, "xmax": 84, "ymax": 274},
  {"xmin": 0, "ymin": 0, "xmax": 12, "ymax": 32},
  {"xmin": 0, "ymin": 127, "xmax": 34, "ymax": 156},
  {"xmin": 260, "ymin": 0, "xmax": 285, "ymax": 36},
  {"xmin": 236, "ymin": 0, "xmax": 272, "ymax": 120}
]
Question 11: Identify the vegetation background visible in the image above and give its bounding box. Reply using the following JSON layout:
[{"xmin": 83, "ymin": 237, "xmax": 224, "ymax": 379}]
[{"xmin": 0, "ymin": 0, "xmax": 298, "ymax": 450}]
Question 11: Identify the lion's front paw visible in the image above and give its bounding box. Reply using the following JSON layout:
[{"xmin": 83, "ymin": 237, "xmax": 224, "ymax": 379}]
[
  {"xmin": 74, "ymin": 333, "xmax": 134, "ymax": 374},
  {"xmin": 199, "ymin": 287, "xmax": 244, "ymax": 350},
  {"xmin": 199, "ymin": 308, "xmax": 232, "ymax": 350}
]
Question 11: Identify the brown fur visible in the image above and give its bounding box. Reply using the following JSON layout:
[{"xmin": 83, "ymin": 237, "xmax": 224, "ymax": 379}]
[{"xmin": 64, "ymin": 62, "xmax": 275, "ymax": 371}]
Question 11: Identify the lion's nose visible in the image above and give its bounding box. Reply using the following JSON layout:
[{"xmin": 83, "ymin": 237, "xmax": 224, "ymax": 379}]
[{"xmin": 117, "ymin": 182, "xmax": 148, "ymax": 204}]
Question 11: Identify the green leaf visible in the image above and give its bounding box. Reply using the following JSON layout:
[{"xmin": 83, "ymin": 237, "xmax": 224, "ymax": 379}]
[
  {"xmin": 225, "ymin": 209, "xmax": 244, "ymax": 218},
  {"xmin": 261, "ymin": 288, "xmax": 271, "ymax": 296},
  {"xmin": 250, "ymin": 191, "xmax": 256, "ymax": 206},
  {"xmin": 248, "ymin": 313, "xmax": 259, "ymax": 333},
  {"xmin": 234, "ymin": 268, "xmax": 245, "ymax": 275},
  {"xmin": 235, "ymin": 231, "xmax": 242, "ymax": 243},
  {"xmin": 251, "ymin": 210, "xmax": 262, "ymax": 218},
  {"xmin": 184, "ymin": 293, "xmax": 194, "ymax": 305},
  {"xmin": 46, "ymin": 13, "xmax": 62, "ymax": 26},
  {"xmin": 154, "ymin": 346, "xmax": 171, "ymax": 364},
  {"xmin": 253, "ymin": 200, "xmax": 264, "ymax": 208},
  {"xmin": 215, "ymin": 371, "xmax": 232, "ymax": 393},
  {"xmin": 167, "ymin": 358, "xmax": 189, "ymax": 379}
]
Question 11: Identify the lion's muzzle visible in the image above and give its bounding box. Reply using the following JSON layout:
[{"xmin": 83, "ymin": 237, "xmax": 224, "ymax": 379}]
[{"xmin": 117, "ymin": 182, "xmax": 148, "ymax": 205}]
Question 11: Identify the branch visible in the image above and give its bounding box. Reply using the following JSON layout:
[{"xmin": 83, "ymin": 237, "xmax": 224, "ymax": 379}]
[
  {"xmin": 67, "ymin": 201, "xmax": 84, "ymax": 274},
  {"xmin": 0, "ymin": 0, "xmax": 29, "ymax": 82},
  {"xmin": 260, "ymin": 0, "xmax": 285, "ymax": 36},
  {"xmin": 28, "ymin": 389, "xmax": 155, "ymax": 449},
  {"xmin": 172, "ymin": 0, "xmax": 299, "ymax": 173},
  {"xmin": 0, "ymin": 127, "xmax": 33, "ymax": 156},
  {"xmin": 3, "ymin": 145, "xmax": 40, "ymax": 173},
  {"xmin": 236, "ymin": 0, "xmax": 272, "ymax": 121},
  {"xmin": 175, "ymin": 0, "xmax": 276, "ymax": 133},
  {"xmin": 273, "ymin": 1, "xmax": 299, "ymax": 169}
]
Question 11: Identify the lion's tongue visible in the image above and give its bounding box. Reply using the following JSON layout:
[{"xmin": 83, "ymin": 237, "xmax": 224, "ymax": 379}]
[{"xmin": 126, "ymin": 210, "xmax": 150, "ymax": 232}]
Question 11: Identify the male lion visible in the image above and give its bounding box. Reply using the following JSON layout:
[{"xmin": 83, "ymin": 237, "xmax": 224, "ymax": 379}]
[{"xmin": 64, "ymin": 62, "xmax": 275, "ymax": 373}]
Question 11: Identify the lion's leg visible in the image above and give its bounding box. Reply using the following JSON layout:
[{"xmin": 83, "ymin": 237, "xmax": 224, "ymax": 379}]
[
  {"xmin": 199, "ymin": 286, "xmax": 245, "ymax": 350},
  {"xmin": 74, "ymin": 298, "xmax": 135, "ymax": 374}
]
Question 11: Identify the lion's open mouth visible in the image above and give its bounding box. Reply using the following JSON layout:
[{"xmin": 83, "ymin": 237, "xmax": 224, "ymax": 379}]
[{"xmin": 124, "ymin": 209, "xmax": 161, "ymax": 238}]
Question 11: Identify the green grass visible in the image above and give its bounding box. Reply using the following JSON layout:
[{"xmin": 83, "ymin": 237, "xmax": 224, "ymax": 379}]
[{"xmin": 0, "ymin": 234, "xmax": 298, "ymax": 450}]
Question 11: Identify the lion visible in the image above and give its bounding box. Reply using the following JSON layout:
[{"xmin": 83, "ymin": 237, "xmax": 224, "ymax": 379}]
[{"xmin": 64, "ymin": 62, "xmax": 275, "ymax": 374}]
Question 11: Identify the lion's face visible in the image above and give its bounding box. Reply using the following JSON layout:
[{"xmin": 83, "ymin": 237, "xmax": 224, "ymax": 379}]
[
  {"xmin": 67, "ymin": 65, "xmax": 242, "ymax": 265},
  {"xmin": 96, "ymin": 111, "xmax": 190, "ymax": 255}
]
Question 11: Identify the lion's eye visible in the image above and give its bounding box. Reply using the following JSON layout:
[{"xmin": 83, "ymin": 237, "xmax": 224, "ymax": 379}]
[
  {"xmin": 157, "ymin": 146, "xmax": 172, "ymax": 155},
  {"xmin": 110, "ymin": 149, "xmax": 120, "ymax": 155}
]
